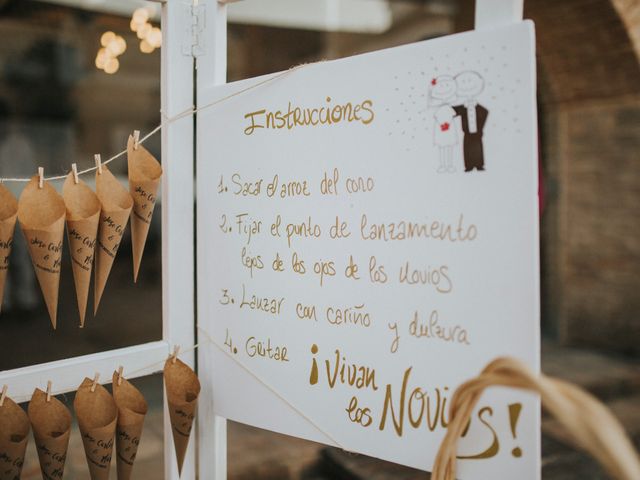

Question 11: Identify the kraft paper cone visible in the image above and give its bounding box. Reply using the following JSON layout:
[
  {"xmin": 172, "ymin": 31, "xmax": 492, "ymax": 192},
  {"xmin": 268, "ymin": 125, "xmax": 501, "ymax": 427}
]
[
  {"xmin": 94, "ymin": 166, "xmax": 133, "ymax": 315},
  {"xmin": 74, "ymin": 378, "xmax": 117, "ymax": 480},
  {"xmin": 112, "ymin": 372, "xmax": 148, "ymax": 480},
  {"xmin": 28, "ymin": 388, "xmax": 72, "ymax": 480},
  {"xmin": 0, "ymin": 184, "xmax": 18, "ymax": 314},
  {"xmin": 164, "ymin": 358, "xmax": 201, "ymax": 476},
  {"xmin": 0, "ymin": 396, "xmax": 30, "ymax": 480},
  {"xmin": 63, "ymin": 174, "xmax": 100, "ymax": 327},
  {"xmin": 127, "ymin": 135, "xmax": 162, "ymax": 283},
  {"xmin": 17, "ymin": 177, "xmax": 65, "ymax": 329}
]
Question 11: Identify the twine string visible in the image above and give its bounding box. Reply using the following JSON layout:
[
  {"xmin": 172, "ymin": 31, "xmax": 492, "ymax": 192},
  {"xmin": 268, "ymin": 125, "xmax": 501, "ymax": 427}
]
[
  {"xmin": 29, "ymin": 325, "xmax": 345, "ymax": 452},
  {"xmin": 0, "ymin": 62, "xmax": 314, "ymax": 184},
  {"xmin": 31, "ymin": 340, "xmax": 205, "ymax": 400},
  {"xmin": 196, "ymin": 325, "xmax": 346, "ymax": 450}
]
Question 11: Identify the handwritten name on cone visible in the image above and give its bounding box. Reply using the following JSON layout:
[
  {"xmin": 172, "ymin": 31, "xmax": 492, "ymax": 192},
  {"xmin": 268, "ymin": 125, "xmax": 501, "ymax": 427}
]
[
  {"xmin": 0, "ymin": 396, "xmax": 30, "ymax": 480},
  {"xmin": 164, "ymin": 358, "xmax": 201, "ymax": 476},
  {"xmin": 127, "ymin": 136, "xmax": 162, "ymax": 283},
  {"xmin": 17, "ymin": 177, "xmax": 65, "ymax": 329},
  {"xmin": 112, "ymin": 372, "xmax": 148, "ymax": 480},
  {"xmin": 28, "ymin": 388, "xmax": 72, "ymax": 480},
  {"xmin": 62, "ymin": 174, "xmax": 100, "ymax": 327},
  {"xmin": 74, "ymin": 378, "xmax": 117, "ymax": 480},
  {"xmin": 0, "ymin": 184, "xmax": 18, "ymax": 314},
  {"xmin": 94, "ymin": 166, "xmax": 133, "ymax": 315}
]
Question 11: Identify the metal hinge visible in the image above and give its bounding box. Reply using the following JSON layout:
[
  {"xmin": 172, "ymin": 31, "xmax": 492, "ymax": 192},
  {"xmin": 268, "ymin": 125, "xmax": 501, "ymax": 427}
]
[{"xmin": 183, "ymin": 1, "xmax": 206, "ymax": 58}]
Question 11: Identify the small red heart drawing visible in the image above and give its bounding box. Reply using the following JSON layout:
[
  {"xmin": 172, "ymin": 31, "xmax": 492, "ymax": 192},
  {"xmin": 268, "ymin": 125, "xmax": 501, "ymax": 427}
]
[
  {"xmin": 440, "ymin": 122, "xmax": 450, "ymax": 131},
  {"xmin": 431, "ymin": 78, "xmax": 437, "ymax": 86}
]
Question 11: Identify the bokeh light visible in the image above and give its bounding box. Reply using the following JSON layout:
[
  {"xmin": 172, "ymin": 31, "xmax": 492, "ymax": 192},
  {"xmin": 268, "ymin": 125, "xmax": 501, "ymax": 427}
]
[
  {"xmin": 147, "ymin": 27, "xmax": 162, "ymax": 48},
  {"xmin": 96, "ymin": 32, "xmax": 126, "ymax": 74},
  {"xmin": 100, "ymin": 31, "xmax": 116, "ymax": 47},
  {"xmin": 140, "ymin": 40, "xmax": 155, "ymax": 54},
  {"xmin": 103, "ymin": 57, "xmax": 119, "ymax": 75},
  {"xmin": 137, "ymin": 23, "xmax": 152, "ymax": 40},
  {"xmin": 95, "ymin": 47, "xmax": 108, "ymax": 69},
  {"xmin": 132, "ymin": 8, "xmax": 149, "ymax": 25}
]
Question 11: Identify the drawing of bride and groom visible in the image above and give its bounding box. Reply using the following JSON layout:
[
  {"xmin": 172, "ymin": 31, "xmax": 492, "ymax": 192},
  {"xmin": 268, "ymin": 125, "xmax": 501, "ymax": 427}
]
[{"xmin": 429, "ymin": 71, "xmax": 489, "ymax": 174}]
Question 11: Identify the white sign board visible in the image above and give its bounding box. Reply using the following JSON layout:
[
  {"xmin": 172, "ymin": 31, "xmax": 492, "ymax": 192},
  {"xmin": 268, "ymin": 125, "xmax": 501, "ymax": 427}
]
[{"xmin": 198, "ymin": 21, "xmax": 539, "ymax": 479}]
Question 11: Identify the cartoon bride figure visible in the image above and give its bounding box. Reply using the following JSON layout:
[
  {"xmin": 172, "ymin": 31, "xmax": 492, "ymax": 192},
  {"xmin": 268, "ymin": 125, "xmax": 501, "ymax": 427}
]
[{"xmin": 429, "ymin": 75, "xmax": 459, "ymax": 173}]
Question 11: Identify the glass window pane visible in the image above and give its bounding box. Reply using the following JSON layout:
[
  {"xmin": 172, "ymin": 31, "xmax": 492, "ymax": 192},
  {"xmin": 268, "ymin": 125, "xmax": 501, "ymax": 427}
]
[{"xmin": 0, "ymin": 0, "xmax": 162, "ymax": 370}]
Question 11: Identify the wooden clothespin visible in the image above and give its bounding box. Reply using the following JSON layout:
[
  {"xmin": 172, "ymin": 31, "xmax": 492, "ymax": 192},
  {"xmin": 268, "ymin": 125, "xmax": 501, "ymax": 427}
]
[
  {"xmin": 133, "ymin": 130, "xmax": 140, "ymax": 150},
  {"xmin": 46, "ymin": 380, "xmax": 52, "ymax": 402},
  {"xmin": 0, "ymin": 385, "xmax": 7, "ymax": 406},
  {"xmin": 90, "ymin": 373, "xmax": 100, "ymax": 393},
  {"xmin": 38, "ymin": 167, "xmax": 44, "ymax": 189},
  {"xmin": 171, "ymin": 345, "xmax": 180, "ymax": 364},
  {"xmin": 95, "ymin": 154, "xmax": 103, "ymax": 175},
  {"xmin": 117, "ymin": 366, "xmax": 124, "ymax": 386},
  {"xmin": 71, "ymin": 163, "xmax": 79, "ymax": 184}
]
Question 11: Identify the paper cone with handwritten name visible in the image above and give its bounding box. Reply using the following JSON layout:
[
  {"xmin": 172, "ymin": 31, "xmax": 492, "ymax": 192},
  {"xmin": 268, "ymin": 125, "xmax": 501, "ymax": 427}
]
[
  {"xmin": 0, "ymin": 184, "xmax": 18, "ymax": 314},
  {"xmin": 17, "ymin": 177, "xmax": 65, "ymax": 328},
  {"xmin": 63, "ymin": 174, "xmax": 100, "ymax": 327},
  {"xmin": 127, "ymin": 135, "xmax": 162, "ymax": 283},
  {"xmin": 28, "ymin": 388, "xmax": 72, "ymax": 480},
  {"xmin": 164, "ymin": 358, "xmax": 201, "ymax": 475},
  {"xmin": 74, "ymin": 378, "xmax": 117, "ymax": 480},
  {"xmin": 94, "ymin": 166, "xmax": 133, "ymax": 315},
  {"xmin": 112, "ymin": 372, "xmax": 148, "ymax": 480},
  {"xmin": 0, "ymin": 395, "xmax": 30, "ymax": 480}
]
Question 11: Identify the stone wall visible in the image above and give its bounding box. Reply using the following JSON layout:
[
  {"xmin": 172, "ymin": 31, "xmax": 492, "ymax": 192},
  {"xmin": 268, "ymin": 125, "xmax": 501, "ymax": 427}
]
[
  {"xmin": 552, "ymin": 97, "xmax": 640, "ymax": 353},
  {"xmin": 523, "ymin": 0, "xmax": 640, "ymax": 353}
]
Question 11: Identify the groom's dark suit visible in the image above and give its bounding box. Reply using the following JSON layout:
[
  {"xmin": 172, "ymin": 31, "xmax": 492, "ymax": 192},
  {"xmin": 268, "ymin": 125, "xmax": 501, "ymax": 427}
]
[{"xmin": 453, "ymin": 103, "xmax": 489, "ymax": 171}]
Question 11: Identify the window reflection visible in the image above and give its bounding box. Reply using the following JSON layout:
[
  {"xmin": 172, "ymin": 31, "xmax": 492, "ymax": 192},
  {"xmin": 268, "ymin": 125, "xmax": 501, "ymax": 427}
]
[{"xmin": 0, "ymin": 0, "xmax": 162, "ymax": 369}]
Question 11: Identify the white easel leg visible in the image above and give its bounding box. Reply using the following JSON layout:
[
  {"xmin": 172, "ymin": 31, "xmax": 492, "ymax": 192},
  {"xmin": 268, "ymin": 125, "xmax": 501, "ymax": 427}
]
[
  {"xmin": 162, "ymin": 0, "xmax": 197, "ymax": 478},
  {"xmin": 197, "ymin": 1, "xmax": 229, "ymax": 479}
]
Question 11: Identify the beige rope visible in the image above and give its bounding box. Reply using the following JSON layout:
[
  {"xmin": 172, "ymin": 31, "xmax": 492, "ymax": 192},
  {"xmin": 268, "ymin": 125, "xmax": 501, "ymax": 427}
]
[
  {"xmin": 0, "ymin": 61, "xmax": 316, "ymax": 184},
  {"xmin": 432, "ymin": 357, "xmax": 640, "ymax": 480},
  {"xmin": 196, "ymin": 325, "xmax": 346, "ymax": 450}
]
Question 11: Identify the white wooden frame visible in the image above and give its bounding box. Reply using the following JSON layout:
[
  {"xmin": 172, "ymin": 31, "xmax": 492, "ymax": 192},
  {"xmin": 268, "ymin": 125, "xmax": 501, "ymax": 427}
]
[
  {"xmin": 0, "ymin": 1, "xmax": 523, "ymax": 479},
  {"xmin": 0, "ymin": 1, "xmax": 197, "ymax": 479},
  {"xmin": 196, "ymin": 2, "xmax": 229, "ymax": 479},
  {"xmin": 161, "ymin": 1, "xmax": 197, "ymax": 478}
]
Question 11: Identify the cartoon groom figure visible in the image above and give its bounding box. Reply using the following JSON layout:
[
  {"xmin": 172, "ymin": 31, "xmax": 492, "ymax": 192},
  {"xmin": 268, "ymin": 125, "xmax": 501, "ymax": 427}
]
[{"xmin": 453, "ymin": 71, "xmax": 489, "ymax": 172}]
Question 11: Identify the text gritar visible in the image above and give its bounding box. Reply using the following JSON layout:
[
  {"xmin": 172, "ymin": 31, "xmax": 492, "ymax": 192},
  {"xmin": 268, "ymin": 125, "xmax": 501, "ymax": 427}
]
[{"xmin": 243, "ymin": 97, "xmax": 375, "ymax": 135}]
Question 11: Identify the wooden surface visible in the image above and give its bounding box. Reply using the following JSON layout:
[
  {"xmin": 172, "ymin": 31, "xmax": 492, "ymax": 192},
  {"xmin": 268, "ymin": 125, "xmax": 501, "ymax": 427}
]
[{"xmin": 161, "ymin": 0, "xmax": 197, "ymax": 478}]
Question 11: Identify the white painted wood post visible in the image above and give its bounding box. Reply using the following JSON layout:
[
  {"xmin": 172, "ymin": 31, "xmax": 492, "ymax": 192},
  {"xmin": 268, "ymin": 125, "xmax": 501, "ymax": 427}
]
[
  {"xmin": 161, "ymin": 1, "xmax": 197, "ymax": 479},
  {"xmin": 196, "ymin": 1, "xmax": 229, "ymax": 479}
]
